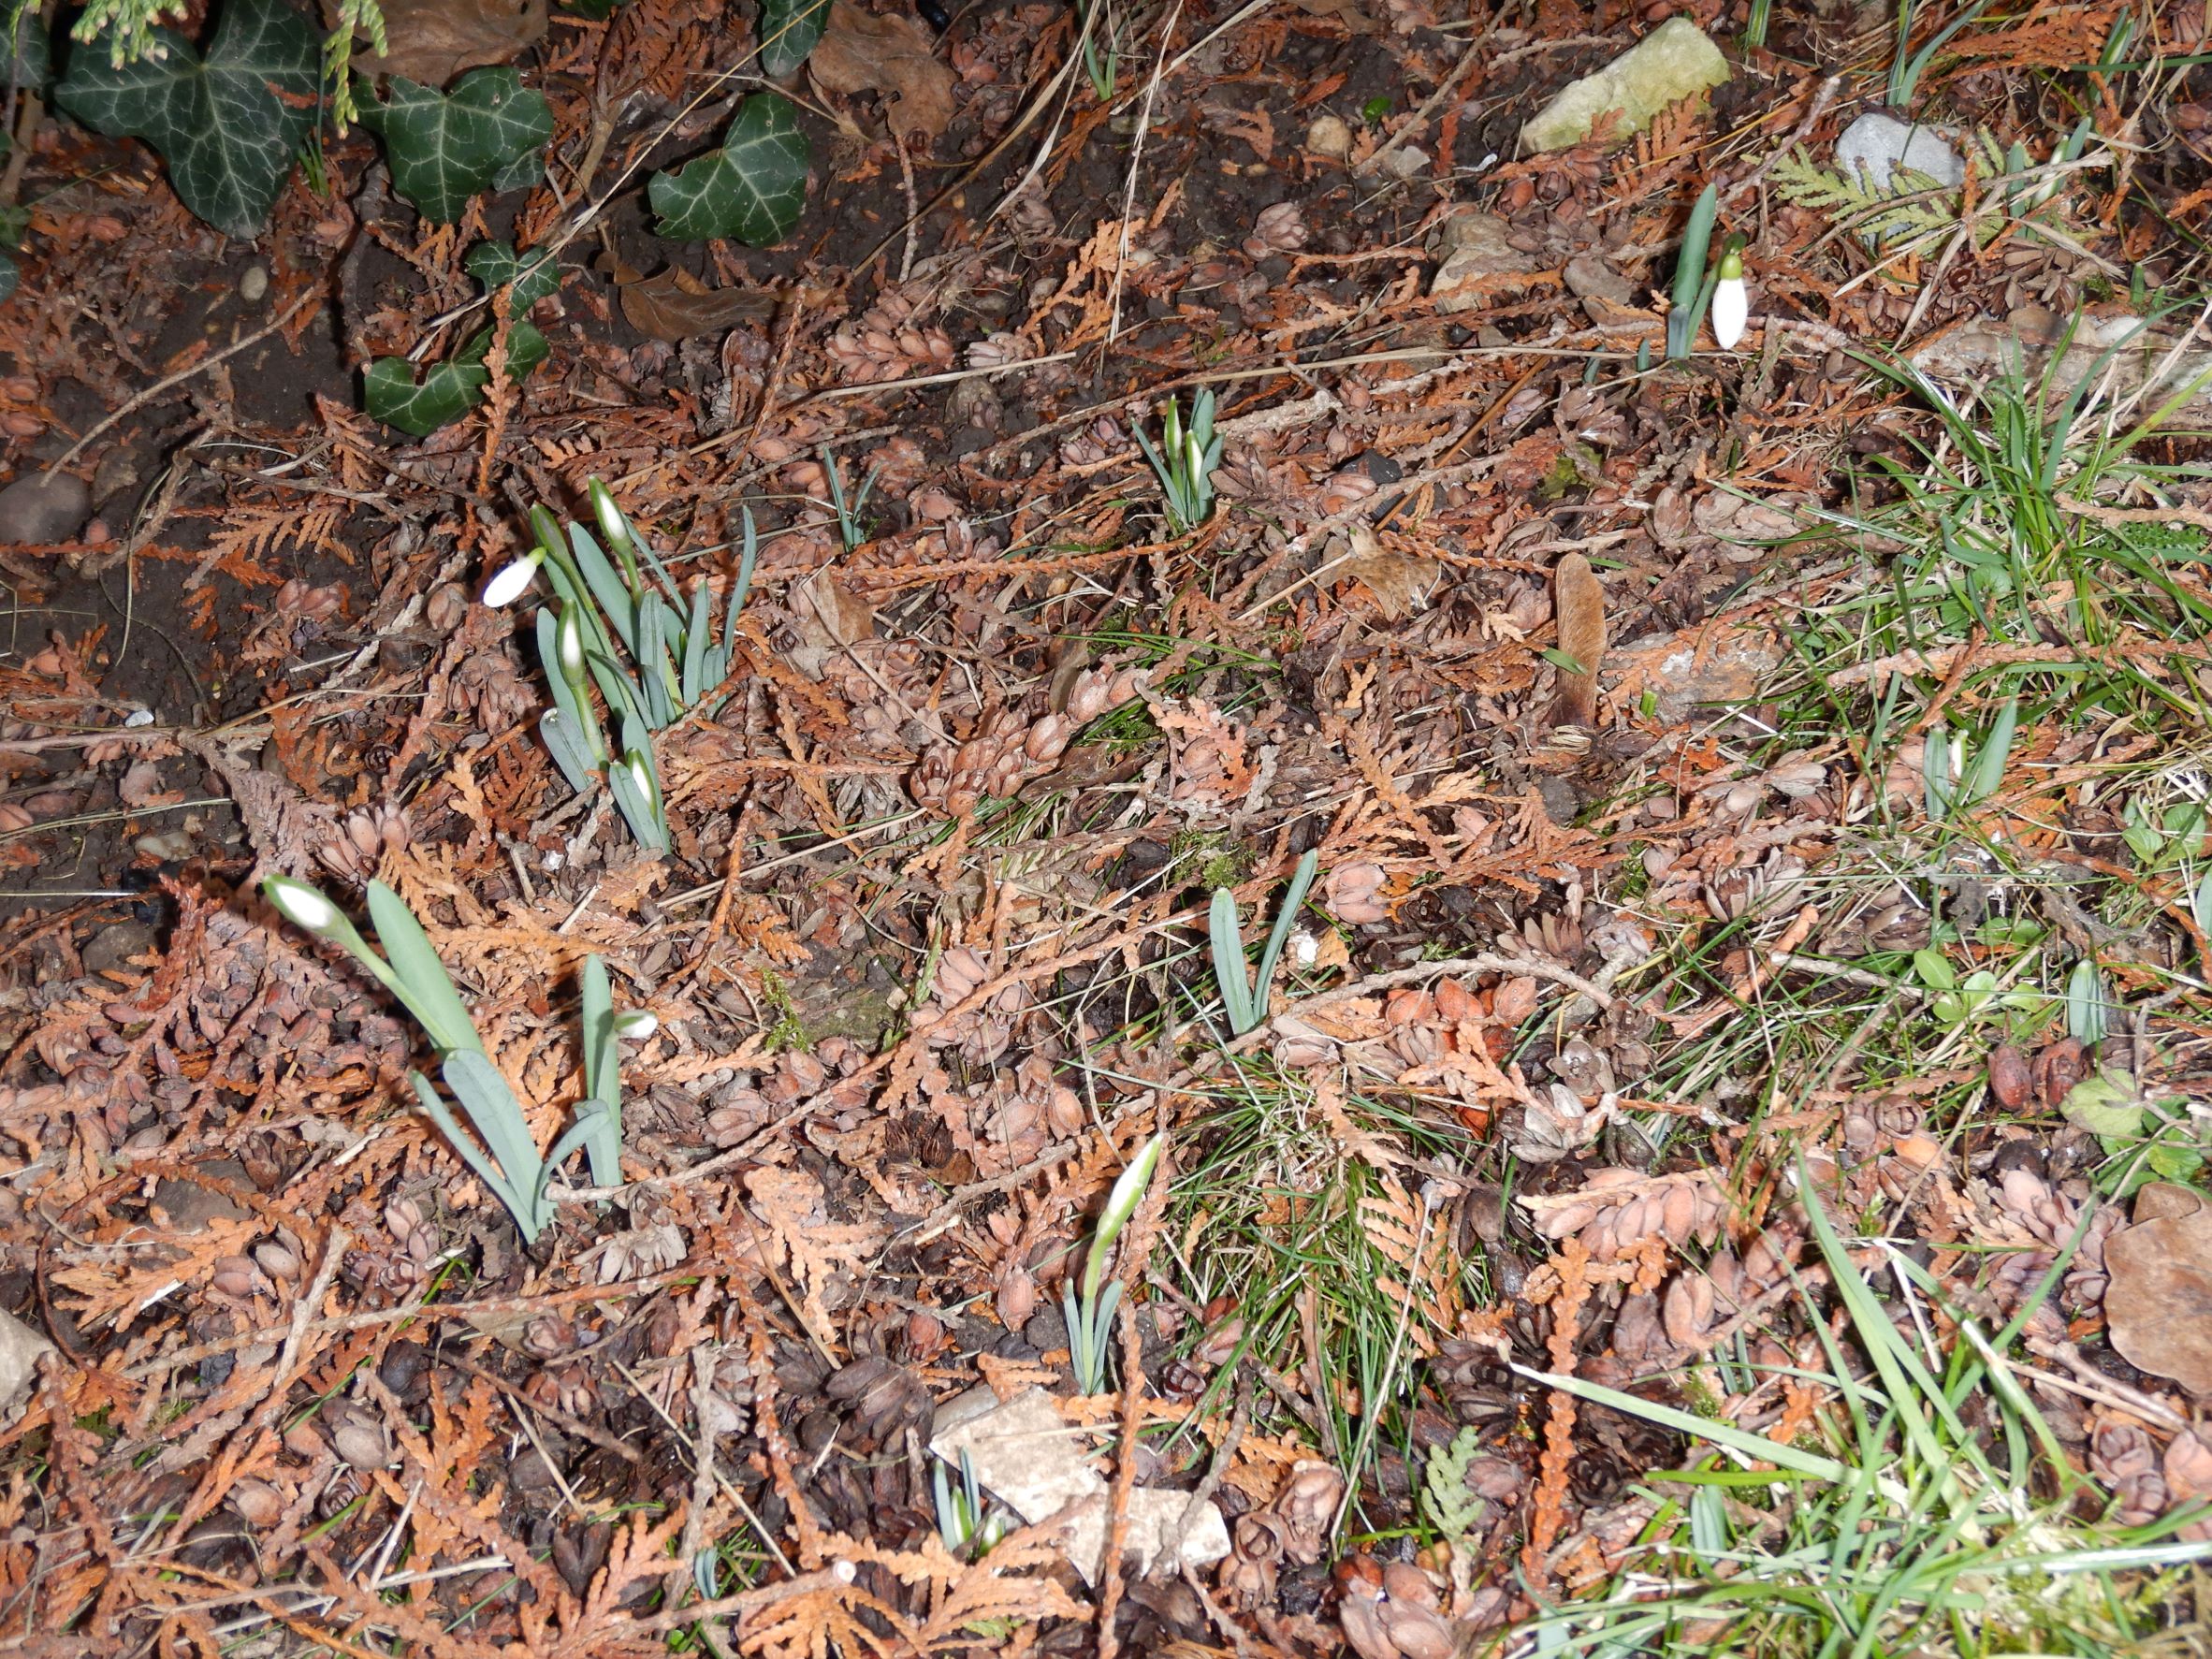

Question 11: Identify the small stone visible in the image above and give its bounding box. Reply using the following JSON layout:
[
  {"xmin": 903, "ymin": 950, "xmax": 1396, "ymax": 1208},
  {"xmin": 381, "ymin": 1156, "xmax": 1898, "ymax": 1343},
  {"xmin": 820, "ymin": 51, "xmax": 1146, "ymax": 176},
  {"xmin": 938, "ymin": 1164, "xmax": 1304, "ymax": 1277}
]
[
  {"xmin": 0, "ymin": 1309, "xmax": 55, "ymax": 1421},
  {"xmin": 1834, "ymin": 111, "xmax": 1965, "ymax": 192},
  {"xmin": 1378, "ymin": 143, "xmax": 1428, "ymax": 179},
  {"xmin": 238, "ymin": 265, "xmax": 269, "ymax": 304},
  {"xmin": 1563, "ymin": 253, "xmax": 1635, "ymax": 305},
  {"xmin": 1536, "ymin": 775, "xmax": 1581, "ymax": 826},
  {"xmin": 82, "ymin": 920, "xmax": 159, "ymax": 976},
  {"xmin": 1521, "ymin": 18, "xmax": 1730, "ymax": 153},
  {"xmin": 152, "ymin": 1159, "xmax": 255, "ymax": 1233},
  {"xmin": 0, "ymin": 470, "xmax": 91, "ymax": 546},
  {"xmin": 1306, "ymin": 113, "xmax": 1352, "ymax": 160},
  {"xmin": 1428, "ymin": 211, "xmax": 1542, "ymax": 314}
]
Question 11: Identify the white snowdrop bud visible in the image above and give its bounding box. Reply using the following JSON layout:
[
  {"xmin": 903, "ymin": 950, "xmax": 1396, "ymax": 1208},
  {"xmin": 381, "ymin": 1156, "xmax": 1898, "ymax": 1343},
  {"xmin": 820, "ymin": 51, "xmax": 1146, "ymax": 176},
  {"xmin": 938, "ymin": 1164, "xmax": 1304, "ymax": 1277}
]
[{"xmin": 1710, "ymin": 244, "xmax": 1748, "ymax": 351}]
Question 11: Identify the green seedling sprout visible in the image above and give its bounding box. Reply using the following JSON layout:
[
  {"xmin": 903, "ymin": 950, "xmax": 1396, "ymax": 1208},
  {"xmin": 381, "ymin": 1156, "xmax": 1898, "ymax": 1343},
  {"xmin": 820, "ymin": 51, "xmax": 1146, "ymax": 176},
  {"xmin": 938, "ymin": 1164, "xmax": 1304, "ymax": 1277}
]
[
  {"xmin": 1064, "ymin": 1133, "xmax": 1164, "ymax": 1394},
  {"xmin": 262, "ymin": 876, "xmax": 617, "ymax": 1241},
  {"xmin": 1135, "ymin": 390, "xmax": 1222, "ymax": 532},
  {"xmin": 1210, "ymin": 849, "xmax": 1321, "ymax": 1036}
]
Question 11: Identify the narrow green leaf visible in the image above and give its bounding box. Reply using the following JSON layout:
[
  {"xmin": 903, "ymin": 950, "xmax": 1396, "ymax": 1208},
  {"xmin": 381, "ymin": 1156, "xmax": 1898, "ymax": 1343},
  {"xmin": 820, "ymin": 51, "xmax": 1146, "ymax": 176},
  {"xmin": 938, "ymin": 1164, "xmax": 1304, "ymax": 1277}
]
[
  {"xmin": 608, "ymin": 764, "xmax": 668, "ymax": 851},
  {"xmin": 580, "ymin": 955, "xmax": 618, "ymax": 1107},
  {"xmin": 413, "ymin": 1069, "xmax": 539, "ymax": 1241},
  {"xmin": 681, "ymin": 580, "xmax": 712, "ymax": 707},
  {"xmin": 565, "ymin": 524, "xmax": 640, "ymax": 649},
  {"xmin": 442, "ymin": 1051, "xmax": 545, "ymax": 1222},
  {"xmin": 363, "ymin": 880, "xmax": 484, "ymax": 1055},
  {"xmin": 1251, "ymin": 850, "xmax": 1319, "ymax": 1023},
  {"xmin": 538, "ymin": 708, "xmax": 598, "ymax": 793},
  {"xmin": 1957, "ymin": 697, "xmax": 2018, "ymax": 808},
  {"xmin": 1209, "ymin": 887, "xmax": 1256, "ymax": 1034}
]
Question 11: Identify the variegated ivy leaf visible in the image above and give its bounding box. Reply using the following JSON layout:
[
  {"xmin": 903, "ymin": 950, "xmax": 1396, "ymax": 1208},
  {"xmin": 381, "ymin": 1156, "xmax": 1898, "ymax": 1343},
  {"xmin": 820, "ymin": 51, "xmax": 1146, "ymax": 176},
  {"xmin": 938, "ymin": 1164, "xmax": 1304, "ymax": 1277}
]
[
  {"xmin": 648, "ymin": 94, "xmax": 810, "ymax": 246},
  {"xmin": 52, "ymin": 0, "xmax": 317, "ymax": 238},
  {"xmin": 758, "ymin": 0, "xmax": 832, "ymax": 78},
  {"xmin": 363, "ymin": 319, "xmax": 547, "ymax": 437},
  {"xmin": 363, "ymin": 66, "xmax": 553, "ymax": 225},
  {"xmin": 465, "ymin": 240, "xmax": 560, "ymax": 315},
  {"xmin": 2, "ymin": 1, "xmax": 50, "ymax": 93}
]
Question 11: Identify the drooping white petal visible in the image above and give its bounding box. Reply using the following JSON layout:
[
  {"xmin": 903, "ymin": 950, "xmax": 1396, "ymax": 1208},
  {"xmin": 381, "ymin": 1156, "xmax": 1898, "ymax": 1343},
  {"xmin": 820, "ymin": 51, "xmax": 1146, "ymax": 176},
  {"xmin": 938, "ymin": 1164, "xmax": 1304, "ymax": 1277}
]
[
  {"xmin": 1710, "ymin": 275, "xmax": 1749, "ymax": 350},
  {"xmin": 263, "ymin": 874, "xmax": 339, "ymax": 933},
  {"xmin": 481, "ymin": 551, "xmax": 542, "ymax": 607},
  {"xmin": 612, "ymin": 1009, "xmax": 659, "ymax": 1040}
]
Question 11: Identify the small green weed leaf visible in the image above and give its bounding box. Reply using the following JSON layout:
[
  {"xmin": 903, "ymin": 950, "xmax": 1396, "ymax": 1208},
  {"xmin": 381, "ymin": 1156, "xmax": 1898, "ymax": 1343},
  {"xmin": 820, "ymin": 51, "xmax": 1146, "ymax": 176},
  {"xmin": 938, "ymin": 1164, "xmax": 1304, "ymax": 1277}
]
[
  {"xmin": 2060, "ymin": 1066, "xmax": 2143, "ymax": 1140},
  {"xmin": 758, "ymin": 0, "xmax": 831, "ymax": 77},
  {"xmin": 363, "ymin": 320, "xmax": 546, "ymax": 435},
  {"xmin": 363, "ymin": 67, "xmax": 553, "ymax": 224},
  {"xmin": 465, "ymin": 240, "xmax": 560, "ymax": 314},
  {"xmin": 53, "ymin": 0, "xmax": 318, "ymax": 237},
  {"xmin": 648, "ymin": 94, "xmax": 810, "ymax": 244},
  {"xmin": 1911, "ymin": 948, "xmax": 1955, "ymax": 992}
]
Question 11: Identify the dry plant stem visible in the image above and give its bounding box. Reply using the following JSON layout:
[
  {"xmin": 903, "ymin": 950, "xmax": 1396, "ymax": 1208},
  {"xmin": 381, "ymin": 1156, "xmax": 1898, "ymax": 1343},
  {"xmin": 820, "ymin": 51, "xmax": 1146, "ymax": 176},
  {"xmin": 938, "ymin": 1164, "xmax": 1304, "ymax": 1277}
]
[
  {"xmin": 44, "ymin": 291, "xmax": 322, "ymax": 476},
  {"xmin": 121, "ymin": 1264, "xmax": 705, "ymax": 1378},
  {"xmin": 608, "ymin": 1352, "xmax": 799, "ymax": 1577},
  {"xmin": 600, "ymin": 1564, "xmax": 862, "ymax": 1644},
  {"xmin": 0, "ymin": 91, "xmax": 41, "ymax": 206},
  {"xmin": 1094, "ymin": 1296, "xmax": 1149, "ymax": 1659},
  {"xmin": 2025, "ymin": 1336, "xmax": 2190, "ymax": 1432},
  {"xmin": 1105, "ymin": 0, "xmax": 1186, "ymax": 346}
]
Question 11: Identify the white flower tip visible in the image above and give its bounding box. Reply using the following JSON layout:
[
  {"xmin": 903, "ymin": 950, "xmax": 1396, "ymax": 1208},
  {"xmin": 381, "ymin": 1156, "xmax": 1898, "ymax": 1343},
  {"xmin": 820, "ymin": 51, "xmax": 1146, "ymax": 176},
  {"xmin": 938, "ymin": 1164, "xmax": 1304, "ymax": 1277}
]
[
  {"xmin": 264, "ymin": 876, "xmax": 339, "ymax": 933},
  {"xmin": 557, "ymin": 606, "xmax": 586, "ymax": 674},
  {"xmin": 613, "ymin": 1010, "xmax": 659, "ymax": 1040},
  {"xmin": 625, "ymin": 753, "xmax": 655, "ymax": 799},
  {"xmin": 1290, "ymin": 929, "xmax": 1319, "ymax": 968},
  {"xmin": 590, "ymin": 482, "xmax": 630, "ymax": 549},
  {"xmin": 1710, "ymin": 277, "xmax": 1749, "ymax": 351},
  {"xmin": 482, "ymin": 553, "xmax": 541, "ymax": 607}
]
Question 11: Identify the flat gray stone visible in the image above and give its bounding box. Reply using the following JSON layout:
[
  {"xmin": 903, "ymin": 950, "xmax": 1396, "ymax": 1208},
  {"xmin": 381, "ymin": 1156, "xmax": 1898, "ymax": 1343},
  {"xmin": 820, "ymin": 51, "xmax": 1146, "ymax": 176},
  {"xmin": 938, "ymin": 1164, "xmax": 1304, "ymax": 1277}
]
[
  {"xmin": 0, "ymin": 1309, "xmax": 55, "ymax": 1420},
  {"xmin": 0, "ymin": 471, "xmax": 90, "ymax": 546},
  {"xmin": 1835, "ymin": 111, "xmax": 1964, "ymax": 191}
]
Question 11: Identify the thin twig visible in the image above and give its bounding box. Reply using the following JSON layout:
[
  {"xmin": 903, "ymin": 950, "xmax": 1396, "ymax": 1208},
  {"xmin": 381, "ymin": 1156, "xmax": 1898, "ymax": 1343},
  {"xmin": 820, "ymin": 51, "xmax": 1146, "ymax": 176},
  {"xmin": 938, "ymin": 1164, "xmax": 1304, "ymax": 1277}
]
[{"xmin": 44, "ymin": 291, "xmax": 322, "ymax": 476}]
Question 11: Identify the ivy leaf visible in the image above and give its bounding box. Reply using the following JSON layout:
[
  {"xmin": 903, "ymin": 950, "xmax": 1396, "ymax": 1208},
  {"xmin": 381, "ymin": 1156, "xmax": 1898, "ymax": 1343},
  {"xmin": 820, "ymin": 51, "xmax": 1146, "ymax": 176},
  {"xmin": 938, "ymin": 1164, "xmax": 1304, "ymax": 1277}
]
[
  {"xmin": 648, "ymin": 94, "xmax": 809, "ymax": 245},
  {"xmin": 2, "ymin": 2, "xmax": 50, "ymax": 92},
  {"xmin": 363, "ymin": 320, "xmax": 546, "ymax": 436},
  {"xmin": 52, "ymin": 0, "xmax": 318, "ymax": 238},
  {"xmin": 362, "ymin": 66, "xmax": 553, "ymax": 224},
  {"xmin": 758, "ymin": 0, "xmax": 832, "ymax": 77},
  {"xmin": 465, "ymin": 240, "xmax": 560, "ymax": 314}
]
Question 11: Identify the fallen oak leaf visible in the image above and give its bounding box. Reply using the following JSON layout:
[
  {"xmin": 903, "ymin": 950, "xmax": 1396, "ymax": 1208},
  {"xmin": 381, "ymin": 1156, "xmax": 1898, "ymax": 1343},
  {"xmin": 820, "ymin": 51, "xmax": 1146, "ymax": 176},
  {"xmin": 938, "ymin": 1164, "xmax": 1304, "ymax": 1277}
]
[
  {"xmin": 613, "ymin": 261, "xmax": 779, "ymax": 342},
  {"xmin": 1550, "ymin": 552, "xmax": 1607, "ymax": 727},
  {"xmin": 808, "ymin": 1, "xmax": 955, "ymax": 143},
  {"xmin": 342, "ymin": 0, "xmax": 546, "ymax": 87},
  {"xmin": 2103, "ymin": 1181, "xmax": 2212, "ymax": 1396}
]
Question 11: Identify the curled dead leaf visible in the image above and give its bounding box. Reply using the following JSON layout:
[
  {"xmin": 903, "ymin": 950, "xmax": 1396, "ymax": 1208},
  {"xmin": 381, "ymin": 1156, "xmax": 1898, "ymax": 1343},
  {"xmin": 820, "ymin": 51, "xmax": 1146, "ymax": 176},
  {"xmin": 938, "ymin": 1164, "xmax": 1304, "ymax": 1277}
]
[
  {"xmin": 616, "ymin": 263, "xmax": 779, "ymax": 342},
  {"xmin": 809, "ymin": 2, "xmax": 957, "ymax": 143},
  {"xmin": 348, "ymin": 0, "xmax": 546, "ymax": 87}
]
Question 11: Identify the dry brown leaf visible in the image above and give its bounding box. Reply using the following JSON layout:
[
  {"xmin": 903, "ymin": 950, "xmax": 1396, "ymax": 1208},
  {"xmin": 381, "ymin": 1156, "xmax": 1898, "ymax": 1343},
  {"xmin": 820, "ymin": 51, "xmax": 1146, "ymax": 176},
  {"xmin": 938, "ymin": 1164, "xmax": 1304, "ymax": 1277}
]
[
  {"xmin": 346, "ymin": 0, "xmax": 546, "ymax": 86},
  {"xmin": 809, "ymin": 2, "xmax": 957, "ymax": 142},
  {"xmin": 1550, "ymin": 552, "xmax": 1607, "ymax": 727},
  {"xmin": 2104, "ymin": 1182, "xmax": 2212, "ymax": 1395},
  {"xmin": 1337, "ymin": 525, "xmax": 1440, "ymax": 622},
  {"xmin": 615, "ymin": 263, "xmax": 778, "ymax": 342}
]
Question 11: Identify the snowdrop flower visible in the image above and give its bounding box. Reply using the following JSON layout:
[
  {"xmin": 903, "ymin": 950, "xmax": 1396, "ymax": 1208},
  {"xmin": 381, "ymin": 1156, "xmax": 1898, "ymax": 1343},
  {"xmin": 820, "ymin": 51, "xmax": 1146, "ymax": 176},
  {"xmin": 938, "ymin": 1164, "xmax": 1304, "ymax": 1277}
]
[
  {"xmin": 623, "ymin": 750, "xmax": 660, "ymax": 811},
  {"xmin": 1710, "ymin": 241, "xmax": 1748, "ymax": 351},
  {"xmin": 262, "ymin": 874, "xmax": 339, "ymax": 934},
  {"xmin": 612, "ymin": 1010, "xmax": 659, "ymax": 1040},
  {"xmin": 589, "ymin": 479, "xmax": 634, "ymax": 556},
  {"xmin": 481, "ymin": 548, "xmax": 543, "ymax": 607},
  {"xmin": 555, "ymin": 603, "xmax": 587, "ymax": 680}
]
